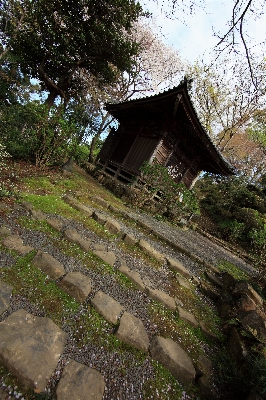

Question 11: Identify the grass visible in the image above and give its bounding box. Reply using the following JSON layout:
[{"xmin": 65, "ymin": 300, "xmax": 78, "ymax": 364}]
[
  {"xmin": 143, "ymin": 360, "xmax": 184, "ymax": 400},
  {"xmin": 216, "ymin": 259, "xmax": 249, "ymax": 280},
  {"xmin": 0, "ymin": 252, "xmax": 79, "ymax": 325}
]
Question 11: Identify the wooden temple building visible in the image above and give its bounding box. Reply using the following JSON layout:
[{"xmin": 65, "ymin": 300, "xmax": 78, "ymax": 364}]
[{"xmin": 97, "ymin": 81, "xmax": 234, "ymax": 189}]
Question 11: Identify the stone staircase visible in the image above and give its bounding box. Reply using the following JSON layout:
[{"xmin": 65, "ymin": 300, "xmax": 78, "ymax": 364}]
[{"xmin": 0, "ymin": 192, "xmax": 265, "ymax": 400}]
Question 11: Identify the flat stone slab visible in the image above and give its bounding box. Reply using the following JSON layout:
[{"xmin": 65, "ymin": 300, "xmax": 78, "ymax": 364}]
[
  {"xmin": 92, "ymin": 243, "xmax": 106, "ymax": 251},
  {"xmin": 91, "ymin": 291, "xmax": 124, "ymax": 324},
  {"xmin": 91, "ymin": 196, "xmax": 109, "ymax": 209},
  {"xmin": 93, "ymin": 250, "xmax": 116, "ymax": 266},
  {"xmin": 166, "ymin": 257, "xmax": 191, "ymax": 278},
  {"xmin": 62, "ymin": 195, "xmax": 78, "ymax": 205},
  {"xmin": 0, "ymin": 309, "xmax": 68, "ymax": 392},
  {"xmin": 30, "ymin": 209, "xmax": 46, "ymax": 221},
  {"xmin": 2, "ymin": 235, "xmax": 34, "ymax": 255},
  {"xmin": 56, "ymin": 359, "xmax": 105, "ymax": 400},
  {"xmin": 176, "ymin": 276, "xmax": 191, "ymax": 290},
  {"xmin": 138, "ymin": 239, "xmax": 165, "ymax": 263},
  {"xmin": 0, "ymin": 227, "xmax": 12, "ymax": 236},
  {"xmin": 46, "ymin": 218, "xmax": 63, "ymax": 232},
  {"xmin": 115, "ymin": 312, "xmax": 149, "ymax": 353},
  {"xmin": 72, "ymin": 203, "xmax": 94, "ymax": 217},
  {"xmin": 177, "ymin": 306, "xmax": 199, "ymax": 328},
  {"xmin": 57, "ymin": 272, "xmax": 92, "ymax": 303},
  {"xmin": 32, "ymin": 250, "xmax": 65, "ymax": 279},
  {"xmin": 148, "ymin": 288, "xmax": 176, "ymax": 311},
  {"xmin": 104, "ymin": 218, "xmax": 120, "ymax": 235},
  {"xmin": 150, "ymin": 336, "xmax": 196, "ymax": 389},
  {"xmin": 63, "ymin": 229, "xmax": 91, "ymax": 251},
  {"xmin": 0, "ymin": 281, "xmax": 13, "ymax": 315},
  {"xmin": 92, "ymin": 211, "xmax": 107, "ymax": 225},
  {"xmin": 122, "ymin": 233, "xmax": 137, "ymax": 246},
  {"xmin": 118, "ymin": 264, "xmax": 146, "ymax": 291}
]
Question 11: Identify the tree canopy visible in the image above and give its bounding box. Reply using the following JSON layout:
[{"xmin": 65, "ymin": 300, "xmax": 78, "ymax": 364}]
[{"xmin": 1, "ymin": 0, "xmax": 144, "ymax": 108}]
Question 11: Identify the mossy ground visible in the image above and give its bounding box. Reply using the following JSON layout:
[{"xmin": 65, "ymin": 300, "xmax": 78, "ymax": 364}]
[{"xmin": 0, "ymin": 162, "xmax": 260, "ymax": 399}]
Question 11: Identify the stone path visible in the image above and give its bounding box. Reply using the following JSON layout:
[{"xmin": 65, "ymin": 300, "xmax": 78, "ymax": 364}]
[{"xmin": 0, "ymin": 193, "xmax": 264, "ymax": 399}]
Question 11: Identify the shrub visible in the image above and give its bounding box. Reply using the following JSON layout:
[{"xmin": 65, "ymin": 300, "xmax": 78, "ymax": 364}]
[{"xmin": 135, "ymin": 162, "xmax": 200, "ymax": 220}]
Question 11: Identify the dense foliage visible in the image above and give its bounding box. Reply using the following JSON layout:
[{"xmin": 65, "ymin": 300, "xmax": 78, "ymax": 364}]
[
  {"xmin": 1, "ymin": 0, "xmax": 144, "ymax": 108},
  {"xmin": 135, "ymin": 162, "xmax": 200, "ymax": 221},
  {"xmin": 195, "ymin": 174, "xmax": 266, "ymax": 275}
]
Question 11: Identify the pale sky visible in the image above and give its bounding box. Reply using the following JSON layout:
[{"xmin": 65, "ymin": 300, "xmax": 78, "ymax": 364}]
[{"xmin": 140, "ymin": 0, "xmax": 266, "ymax": 64}]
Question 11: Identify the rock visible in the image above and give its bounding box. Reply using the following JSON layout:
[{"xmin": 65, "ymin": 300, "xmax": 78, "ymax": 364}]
[
  {"xmin": 200, "ymin": 283, "xmax": 220, "ymax": 301},
  {"xmin": 115, "ymin": 312, "xmax": 149, "ymax": 352},
  {"xmin": 237, "ymin": 294, "xmax": 257, "ymax": 312},
  {"xmin": 20, "ymin": 201, "xmax": 34, "ymax": 211},
  {"xmin": 72, "ymin": 203, "xmax": 94, "ymax": 217},
  {"xmin": 204, "ymin": 271, "xmax": 223, "ymax": 289},
  {"xmin": 166, "ymin": 257, "xmax": 191, "ymax": 278},
  {"xmin": 92, "ymin": 243, "xmax": 106, "ymax": 252},
  {"xmin": 118, "ymin": 264, "xmax": 146, "ymax": 291},
  {"xmin": 2, "ymin": 235, "xmax": 34, "ymax": 255},
  {"xmin": 93, "ymin": 250, "xmax": 116, "ymax": 266},
  {"xmin": 0, "ymin": 227, "xmax": 11, "ymax": 236},
  {"xmin": 233, "ymin": 282, "xmax": 263, "ymax": 306},
  {"xmin": 92, "ymin": 211, "xmax": 107, "ymax": 225},
  {"xmin": 46, "ymin": 218, "xmax": 63, "ymax": 232},
  {"xmin": 177, "ymin": 306, "xmax": 199, "ymax": 328},
  {"xmin": 32, "ymin": 250, "xmax": 65, "ymax": 280},
  {"xmin": 138, "ymin": 239, "xmax": 165, "ymax": 263},
  {"xmin": 122, "ymin": 233, "xmax": 137, "ymax": 246},
  {"xmin": 57, "ymin": 272, "xmax": 92, "ymax": 303},
  {"xmin": 147, "ymin": 288, "xmax": 176, "ymax": 311},
  {"xmin": 238, "ymin": 310, "xmax": 266, "ymax": 342},
  {"xmin": 0, "ymin": 281, "xmax": 13, "ymax": 315},
  {"xmin": 227, "ymin": 327, "xmax": 247, "ymax": 363},
  {"xmin": 222, "ymin": 272, "xmax": 237, "ymax": 288},
  {"xmin": 0, "ymin": 309, "xmax": 68, "ymax": 392},
  {"xmin": 149, "ymin": 336, "xmax": 196, "ymax": 389},
  {"xmin": 62, "ymin": 195, "xmax": 77, "ymax": 205},
  {"xmin": 91, "ymin": 196, "xmax": 109, "ymax": 209},
  {"xmin": 91, "ymin": 291, "xmax": 124, "ymax": 324},
  {"xmin": 56, "ymin": 359, "xmax": 105, "ymax": 400},
  {"xmin": 104, "ymin": 218, "xmax": 121, "ymax": 235},
  {"xmin": 63, "ymin": 229, "xmax": 91, "ymax": 251},
  {"xmin": 30, "ymin": 209, "xmax": 46, "ymax": 221},
  {"xmin": 196, "ymin": 354, "xmax": 219, "ymax": 400},
  {"xmin": 176, "ymin": 276, "xmax": 191, "ymax": 290}
]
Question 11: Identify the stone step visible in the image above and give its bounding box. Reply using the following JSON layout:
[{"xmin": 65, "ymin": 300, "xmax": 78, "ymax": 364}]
[
  {"xmin": 0, "ymin": 280, "xmax": 13, "ymax": 315},
  {"xmin": 57, "ymin": 272, "xmax": 93, "ymax": 303},
  {"xmin": 118, "ymin": 264, "xmax": 146, "ymax": 291},
  {"xmin": 32, "ymin": 250, "xmax": 65, "ymax": 280},
  {"xmin": 0, "ymin": 309, "xmax": 68, "ymax": 393},
  {"xmin": 56, "ymin": 359, "xmax": 105, "ymax": 400},
  {"xmin": 150, "ymin": 336, "xmax": 196, "ymax": 390},
  {"xmin": 115, "ymin": 311, "xmax": 149, "ymax": 353},
  {"xmin": 2, "ymin": 235, "xmax": 34, "ymax": 255},
  {"xmin": 91, "ymin": 290, "xmax": 124, "ymax": 324}
]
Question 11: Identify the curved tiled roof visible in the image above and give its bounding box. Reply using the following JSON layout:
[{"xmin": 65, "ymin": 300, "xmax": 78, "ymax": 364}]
[{"xmin": 106, "ymin": 80, "xmax": 234, "ymax": 175}]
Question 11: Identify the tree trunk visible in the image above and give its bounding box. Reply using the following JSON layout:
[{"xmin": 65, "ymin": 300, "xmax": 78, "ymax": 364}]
[
  {"xmin": 45, "ymin": 90, "xmax": 58, "ymax": 110},
  {"xmin": 89, "ymin": 135, "xmax": 98, "ymax": 164}
]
